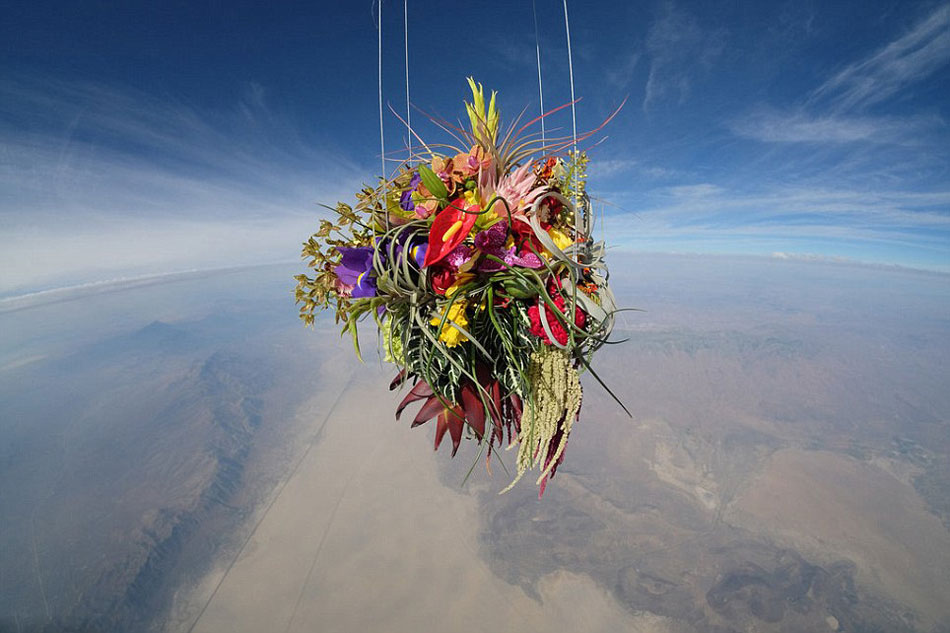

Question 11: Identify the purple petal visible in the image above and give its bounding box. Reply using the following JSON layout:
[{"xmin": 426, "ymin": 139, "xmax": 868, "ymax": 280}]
[
  {"xmin": 477, "ymin": 247, "xmax": 509, "ymax": 272},
  {"xmin": 507, "ymin": 251, "xmax": 543, "ymax": 268},
  {"xmin": 400, "ymin": 173, "xmax": 422, "ymax": 212},
  {"xmin": 351, "ymin": 273, "xmax": 377, "ymax": 298},
  {"xmin": 474, "ymin": 221, "xmax": 508, "ymax": 250},
  {"xmin": 336, "ymin": 246, "xmax": 373, "ymax": 273},
  {"xmin": 445, "ymin": 244, "xmax": 474, "ymax": 270},
  {"xmin": 408, "ymin": 241, "xmax": 427, "ymax": 267},
  {"xmin": 335, "ymin": 245, "xmax": 375, "ymax": 291}
]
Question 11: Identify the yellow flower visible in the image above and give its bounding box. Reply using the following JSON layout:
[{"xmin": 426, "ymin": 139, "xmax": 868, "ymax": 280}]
[
  {"xmin": 430, "ymin": 300, "xmax": 469, "ymax": 347},
  {"xmin": 445, "ymin": 273, "xmax": 475, "ymax": 294},
  {"xmin": 548, "ymin": 227, "xmax": 573, "ymax": 252}
]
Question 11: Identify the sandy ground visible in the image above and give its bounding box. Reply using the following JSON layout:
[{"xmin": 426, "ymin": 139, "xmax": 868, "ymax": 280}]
[
  {"xmin": 180, "ymin": 367, "xmax": 675, "ymax": 633},
  {"xmin": 726, "ymin": 449, "xmax": 950, "ymax": 630}
]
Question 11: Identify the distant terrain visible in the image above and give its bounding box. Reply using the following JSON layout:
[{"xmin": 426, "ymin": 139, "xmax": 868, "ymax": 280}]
[
  {"xmin": 0, "ymin": 265, "xmax": 338, "ymax": 632},
  {"xmin": 1, "ymin": 256, "xmax": 948, "ymax": 633}
]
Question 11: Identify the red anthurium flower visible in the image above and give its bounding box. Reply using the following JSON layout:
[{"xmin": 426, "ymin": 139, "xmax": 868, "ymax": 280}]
[
  {"xmin": 423, "ymin": 197, "xmax": 479, "ymax": 267},
  {"xmin": 430, "ymin": 266, "xmax": 456, "ymax": 295}
]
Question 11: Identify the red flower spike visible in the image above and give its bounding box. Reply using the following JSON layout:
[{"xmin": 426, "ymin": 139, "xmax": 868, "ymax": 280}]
[
  {"xmin": 509, "ymin": 393, "xmax": 523, "ymax": 435},
  {"xmin": 392, "ymin": 370, "xmax": 525, "ymax": 471},
  {"xmin": 446, "ymin": 407, "xmax": 465, "ymax": 456},
  {"xmin": 395, "ymin": 381, "xmax": 435, "ymax": 419},
  {"xmin": 435, "ymin": 412, "xmax": 449, "ymax": 450},
  {"xmin": 423, "ymin": 197, "xmax": 479, "ymax": 267},
  {"xmin": 538, "ymin": 428, "xmax": 568, "ymax": 499},
  {"xmin": 412, "ymin": 396, "xmax": 443, "ymax": 428},
  {"xmin": 459, "ymin": 383, "xmax": 485, "ymax": 439},
  {"xmin": 488, "ymin": 380, "xmax": 502, "ymax": 435},
  {"xmin": 389, "ymin": 369, "xmax": 408, "ymax": 391},
  {"xmin": 433, "ymin": 406, "xmax": 465, "ymax": 455}
]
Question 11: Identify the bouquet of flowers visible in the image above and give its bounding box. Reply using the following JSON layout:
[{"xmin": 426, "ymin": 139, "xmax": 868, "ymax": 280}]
[{"xmin": 295, "ymin": 79, "xmax": 624, "ymax": 495}]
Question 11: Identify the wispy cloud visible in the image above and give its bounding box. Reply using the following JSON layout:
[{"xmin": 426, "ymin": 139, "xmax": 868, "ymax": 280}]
[
  {"xmin": 601, "ymin": 182, "xmax": 950, "ymax": 270},
  {"xmin": 732, "ymin": 5, "xmax": 950, "ymax": 152},
  {"xmin": 0, "ymin": 77, "xmax": 363, "ymax": 295},
  {"xmin": 808, "ymin": 4, "xmax": 950, "ymax": 113},
  {"xmin": 732, "ymin": 109, "xmax": 942, "ymax": 144},
  {"xmin": 664, "ymin": 183, "xmax": 724, "ymax": 198},
  {"xmin": 643, "ymin": 2, "xmax": 725, "ymax": 111},
  {"xmin": 770, "ymin": 251, "xmax": 855, "ymax": 264},
  {"xmin": 0, "ymin": 77, "xmax": 361, "ymax": 221},
  {"xmin": 641, "ymin": 184, "xmax": 950, "ymax": 228},
  {"xmin": 0, "ymin": 216, "xmax": 314, "ymax": 297},
  {"xmin": 605, "ymin": 51, "xmax": 641, "ymax": 90}
]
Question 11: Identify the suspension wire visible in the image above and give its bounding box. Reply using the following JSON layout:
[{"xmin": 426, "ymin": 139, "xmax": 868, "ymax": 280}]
[
  {"xmin": 377, "ymin": 0, "xmax": 388, "ymax": 230},
  {"xmin": 532, "ymin": 0, "xmax": 545, "ymax": 144},
  {"xmin": 563, "ymin": 0, "xmax": 577, "ymax": 153},
  {"xmin": 404, "ymin": 0, "xmax": 412, "ymax": 151},
  {"xmin": 562, "ymin": 0, "xmax": 580, "ymax": 260}
]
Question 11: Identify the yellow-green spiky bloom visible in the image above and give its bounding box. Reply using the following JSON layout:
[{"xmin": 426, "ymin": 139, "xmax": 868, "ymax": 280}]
[{"xmin": 465, "ymin": 77, "xmax": 499, "ymax": 145}]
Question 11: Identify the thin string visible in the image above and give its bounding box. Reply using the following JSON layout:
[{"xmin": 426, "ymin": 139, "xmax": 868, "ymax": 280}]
[
  {"xmin": 532, "ymin": 0, "xmax": 545, "ymax": 144},
  {"xmin": 377, "ymin": 0, "xmax": 388, "ymax": 229},
  {"xmin": 563, "ymin": 0, "xmax": 577, "ymax": 153},
  {"xmin": 562, "ymin": 0, "xmax": 580, "ymax": 259},
  {"xmin": 404, "ymin": 0, "xmax": 411, "ymax": 150}
]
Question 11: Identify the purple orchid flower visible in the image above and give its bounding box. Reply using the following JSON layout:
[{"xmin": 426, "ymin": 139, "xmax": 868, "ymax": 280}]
[
  {"xmin": 375, "ymin": 231, "xmax": 428, "ymax": 269},
  {"xmin": 400, "ymin": 173, "xmax": 421, "ymax": 213},
  {"xmin": 334, "ymin": 246, "xmax": 377, "ymax": 298},
  {"xmin": 407, "ymin": 240, "xmax": 427, "ymax": 267},
  {"xmin": 445, "ymin": 243, "xmax": 474, "ymax": 270},
  {"xmin": 474, "ymin": 221, "xmax": 543, "ymax": 271}
]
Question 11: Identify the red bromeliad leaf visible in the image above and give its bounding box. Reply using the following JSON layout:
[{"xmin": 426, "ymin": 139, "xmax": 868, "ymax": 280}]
[
  {"xmin": 446, "ymin": 407, "xmax": 465, "ymax": 456},
  {"xmin": 393, "ymin": 371, "xmax": 526, "ymax": 464},
  {"xmin": 435, "ymin": 412, "xmax": 448, "ymax": 450},
  {"xmin": 434, "ymin": 406, "xmax": 465, "ymax": 456},
  {"xmin": 412, "ymin": 396, "xmax": 444, "ymax": 428},
  {"xmin": 459, "ymin": 382, "xmax": 485, "ymax": 439},
  {"xmin": 423, "ymin": 197, "xmax": 479, "ymax": 267},
  {"xmin": 389, "ymin": 369, "xmax": 408, "ymax": 391},
  {"xmin": 395, "ymin": 381, "xmax": 435, "ymax": 419}
]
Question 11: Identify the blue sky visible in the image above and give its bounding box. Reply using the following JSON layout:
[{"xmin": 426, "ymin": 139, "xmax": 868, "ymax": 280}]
[{"xmin": 1, "ymin": 0, "xmax": 949, "ymax": 296}]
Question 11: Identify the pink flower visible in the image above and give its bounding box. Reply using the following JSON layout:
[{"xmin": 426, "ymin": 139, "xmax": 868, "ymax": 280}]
[{"xmin": 494, "ymin": 164, "xmax": 545, "ymax": 216}]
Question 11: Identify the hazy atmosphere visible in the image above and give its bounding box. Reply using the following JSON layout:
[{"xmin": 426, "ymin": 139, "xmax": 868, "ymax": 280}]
[
  {"xmin": 2, "ymin": 257, "xmax": 949, "ymax": 632},
  {"xmin": 2, "ymin": 1, "xmax": 949, "ymax": 632}
]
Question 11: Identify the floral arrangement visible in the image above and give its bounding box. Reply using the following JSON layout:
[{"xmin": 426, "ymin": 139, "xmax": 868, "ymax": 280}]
[{"xmin": 295, "ymin": 79, "xmax": 625, "ymax": 496}]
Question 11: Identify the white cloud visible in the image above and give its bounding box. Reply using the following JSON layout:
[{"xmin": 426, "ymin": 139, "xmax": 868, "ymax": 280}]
[
  {"xmin": 771, "ymin": 251, "xmax": 853, "ymax": 264},
  {"xmin": 732, "ymin": 5, "xmax": 950, "ymax": 152},
  {"xmin": 665, "ymin": 183, "xmax": 724, "ymax": 198},
  {"xmin": 599, "ymin": 183, "xmax": 950, "ymax": 264},
  {"xmin": 0, "ymin": 77, "xmax": 364, "ymax": 294},
  {"xmin": 589, "ymin": 158, "xmax": 640, "ymax": 178},
  {"xmin": 808, "ymin": 4, "xmax": 950, "ymax": 113},
  {"xmin": 732, "ymin": 109, "xmax": 942, "ymax": 144},
  {"xmin": 605, "ymin": 52, "xmax": 641, "ymax": 89},
  {"xmin": 0, "ymin": 215, "xmax": 318, "ymax": 296}
]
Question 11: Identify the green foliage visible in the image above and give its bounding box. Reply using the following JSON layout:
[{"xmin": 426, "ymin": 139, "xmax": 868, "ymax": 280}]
[
  {"xmin": 417, "ymin": 164, "xmax": 448, "ymax": 202},
  {"xmin": 294, "ymin": 201, "xmax": 375, "ymax": 327}
]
